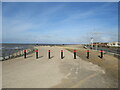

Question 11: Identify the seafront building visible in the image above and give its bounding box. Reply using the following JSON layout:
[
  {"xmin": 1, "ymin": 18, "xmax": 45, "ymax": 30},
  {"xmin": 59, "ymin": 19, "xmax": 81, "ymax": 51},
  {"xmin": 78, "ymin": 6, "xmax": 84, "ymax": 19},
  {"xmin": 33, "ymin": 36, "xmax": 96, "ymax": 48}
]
[
  {"xmin": 107, "ymin": 42, "xmax": 120, "ymax": 47},
  {"xmin": 87, "ymin": 42, "xmax": 108, "ymax": 47},
  {"xmin": 87, "ymin": 42, "xmax": 120, "ymax": 47}
]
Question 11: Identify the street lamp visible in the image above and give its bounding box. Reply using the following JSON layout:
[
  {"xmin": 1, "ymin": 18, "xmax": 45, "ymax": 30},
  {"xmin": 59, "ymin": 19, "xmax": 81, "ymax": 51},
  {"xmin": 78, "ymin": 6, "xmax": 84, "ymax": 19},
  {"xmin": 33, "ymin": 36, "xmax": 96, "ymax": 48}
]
[{"xmin": 91, "ymin": 37, "xmax": 93, "ymax": 49}]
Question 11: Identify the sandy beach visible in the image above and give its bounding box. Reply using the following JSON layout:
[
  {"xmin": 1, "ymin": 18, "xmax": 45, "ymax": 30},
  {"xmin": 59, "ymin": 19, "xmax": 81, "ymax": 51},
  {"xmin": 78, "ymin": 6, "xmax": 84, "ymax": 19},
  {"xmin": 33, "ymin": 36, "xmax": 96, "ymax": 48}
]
[{"xmin": 2, "ymin": 46, "xmax": 118, "ymax": 88}]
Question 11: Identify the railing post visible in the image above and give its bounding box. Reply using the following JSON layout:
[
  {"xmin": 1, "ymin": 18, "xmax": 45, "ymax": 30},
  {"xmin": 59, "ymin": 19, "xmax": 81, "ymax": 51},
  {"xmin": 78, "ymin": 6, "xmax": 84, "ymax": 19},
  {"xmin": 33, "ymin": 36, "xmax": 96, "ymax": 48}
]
[
  {"xmin": 61, "ymin": 50, "xmax": 63, "ymax": 59},
  {"xmin": 24, "ymin": 50, "xmax": 26, "ymax": 58},
  {"xmin": 100, "ymin": 50, "xmax": 103, "ymax": 59},
  {"xmin": 87, "ymin": 50, "xmax": 89, "ymax": 59},
  {"xmin": 48, "ymin": 50, "xmax": 50, "ymax": 59},
  {"xmin": 74, "ymin": 50, "xmax": 76, "ymax": 59},
  {"xmin": 36, "ymin": 49, "xmax": 38, "ymax": 59}
]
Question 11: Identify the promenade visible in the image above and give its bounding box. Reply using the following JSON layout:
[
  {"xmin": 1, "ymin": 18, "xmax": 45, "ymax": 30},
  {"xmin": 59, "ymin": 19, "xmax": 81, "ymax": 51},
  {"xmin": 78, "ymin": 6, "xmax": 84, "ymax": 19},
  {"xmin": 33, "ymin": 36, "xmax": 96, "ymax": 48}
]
[{"xmin": 2, "ymin": 46, "xmax": 118, "ymax": 88}]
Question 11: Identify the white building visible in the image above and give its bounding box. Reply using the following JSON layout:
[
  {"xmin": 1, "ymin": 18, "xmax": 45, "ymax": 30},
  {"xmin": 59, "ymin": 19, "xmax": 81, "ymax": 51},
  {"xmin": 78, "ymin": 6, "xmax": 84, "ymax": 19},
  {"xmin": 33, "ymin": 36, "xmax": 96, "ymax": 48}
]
[{"xmin": 107, "ymin": 42, "xmax": 120, "ymax": 47}]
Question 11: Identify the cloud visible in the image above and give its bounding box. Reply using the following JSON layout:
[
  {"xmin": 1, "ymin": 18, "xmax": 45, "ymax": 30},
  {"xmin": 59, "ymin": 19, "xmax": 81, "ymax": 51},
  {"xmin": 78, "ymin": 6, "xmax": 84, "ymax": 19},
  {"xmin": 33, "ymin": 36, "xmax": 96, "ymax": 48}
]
[
  {"xmin": 82, "ymin": 31, "xmax": 118, "ymax": 43},
  {"xmin": 60, "ymin": 3, "xmax": 114, "ymax": 23},
  {"xmin": 2, "ymin": 2, "xmax": 118, "ymax": 44}
]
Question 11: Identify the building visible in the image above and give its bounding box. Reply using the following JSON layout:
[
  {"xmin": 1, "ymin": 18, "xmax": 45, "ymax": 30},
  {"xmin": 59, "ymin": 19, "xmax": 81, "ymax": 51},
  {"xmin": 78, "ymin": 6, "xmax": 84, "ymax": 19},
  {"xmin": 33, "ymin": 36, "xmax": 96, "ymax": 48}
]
[
  {"xmin": 107, "ymin": 42, "xmax": 120, "ymax": 47},
  {"xmin": 89, "ymin": 42, "xmax": 108, "ymax": 47}
]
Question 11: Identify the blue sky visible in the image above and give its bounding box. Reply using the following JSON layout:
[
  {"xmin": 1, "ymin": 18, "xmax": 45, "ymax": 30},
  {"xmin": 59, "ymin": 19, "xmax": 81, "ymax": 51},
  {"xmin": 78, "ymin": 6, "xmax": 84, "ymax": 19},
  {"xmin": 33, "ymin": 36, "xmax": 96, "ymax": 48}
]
[
  {"xmin": 0, "ymin": 2, "xmax": 2, "ymax": 43},
  {"xmin": 2, "ymin": 2, "xmax": 118, "ymax": 44}
]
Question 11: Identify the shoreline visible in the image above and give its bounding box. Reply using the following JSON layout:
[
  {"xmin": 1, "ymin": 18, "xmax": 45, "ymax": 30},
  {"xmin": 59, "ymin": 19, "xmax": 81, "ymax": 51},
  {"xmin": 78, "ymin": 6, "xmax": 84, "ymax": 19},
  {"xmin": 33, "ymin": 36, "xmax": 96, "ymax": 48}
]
[{"xmin": 1, "ymin": 47, "xmax": 35, "ymax": 61}]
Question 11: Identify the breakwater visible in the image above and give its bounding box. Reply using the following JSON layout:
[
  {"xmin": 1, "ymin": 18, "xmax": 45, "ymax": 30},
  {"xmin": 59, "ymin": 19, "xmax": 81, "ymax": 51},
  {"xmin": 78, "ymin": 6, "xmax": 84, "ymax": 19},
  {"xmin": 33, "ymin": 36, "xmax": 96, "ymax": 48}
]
[{"xmin": 0, "ymin": 43, "xmax": 35, "ymax": 61}]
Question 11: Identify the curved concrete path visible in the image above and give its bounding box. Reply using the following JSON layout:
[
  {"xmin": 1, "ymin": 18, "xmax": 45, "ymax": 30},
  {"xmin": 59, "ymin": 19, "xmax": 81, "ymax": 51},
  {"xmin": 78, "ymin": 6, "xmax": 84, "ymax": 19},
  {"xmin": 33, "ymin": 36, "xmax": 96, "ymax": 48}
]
[{"xmin": 2, "ymin": 46, "xmax": 115, "ymax": 88}]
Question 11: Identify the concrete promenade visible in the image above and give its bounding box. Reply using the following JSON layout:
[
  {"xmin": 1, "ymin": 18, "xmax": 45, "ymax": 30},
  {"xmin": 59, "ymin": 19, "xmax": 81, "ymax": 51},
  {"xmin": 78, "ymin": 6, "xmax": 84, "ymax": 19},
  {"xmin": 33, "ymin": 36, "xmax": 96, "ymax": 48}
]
[{"xmin": 2, "ymin": 46, "xmax": 118, "ymax": 88}]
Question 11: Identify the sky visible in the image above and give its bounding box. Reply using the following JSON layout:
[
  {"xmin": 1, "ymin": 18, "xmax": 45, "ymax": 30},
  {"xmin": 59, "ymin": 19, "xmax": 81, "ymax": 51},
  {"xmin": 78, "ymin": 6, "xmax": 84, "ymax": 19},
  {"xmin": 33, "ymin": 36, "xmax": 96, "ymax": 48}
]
[
  {"xmin": 0, "ymin": 2, "xmax": 1, "ymax": 43},
  {"xmin": 2, "ymin": 2, "xmax": 118, "ymax": 44}
]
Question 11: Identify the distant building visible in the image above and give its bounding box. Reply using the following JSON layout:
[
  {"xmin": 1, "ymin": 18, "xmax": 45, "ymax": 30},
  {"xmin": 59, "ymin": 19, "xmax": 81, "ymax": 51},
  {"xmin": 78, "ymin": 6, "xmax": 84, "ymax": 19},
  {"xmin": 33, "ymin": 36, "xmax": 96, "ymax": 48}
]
[
  {"xmin": 107, "ymin": 42, "xmax": 120, "ymax": 47},
  {"xmin": 89, "ymin": 42, "xmax": 108, "ymax": 47},
  {"xmin": 87, "ymin": 42, "xmax": 120, "ymax": 47}
]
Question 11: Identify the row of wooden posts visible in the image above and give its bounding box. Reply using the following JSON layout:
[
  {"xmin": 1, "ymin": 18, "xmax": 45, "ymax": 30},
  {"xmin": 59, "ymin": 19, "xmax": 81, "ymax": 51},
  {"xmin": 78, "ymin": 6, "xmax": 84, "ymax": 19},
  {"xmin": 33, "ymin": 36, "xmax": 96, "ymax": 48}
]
[{"xmin": 23, "ymin": 49, "xmax": 104, "ymax": 59}]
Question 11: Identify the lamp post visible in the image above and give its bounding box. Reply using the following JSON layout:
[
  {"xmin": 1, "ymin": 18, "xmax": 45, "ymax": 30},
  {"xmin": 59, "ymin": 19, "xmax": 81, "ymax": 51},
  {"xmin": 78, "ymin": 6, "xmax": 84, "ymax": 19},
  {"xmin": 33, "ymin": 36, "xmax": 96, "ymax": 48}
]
[{"xmin": 91, "ymin": 37, "xmax": 93, "ymax": 49}]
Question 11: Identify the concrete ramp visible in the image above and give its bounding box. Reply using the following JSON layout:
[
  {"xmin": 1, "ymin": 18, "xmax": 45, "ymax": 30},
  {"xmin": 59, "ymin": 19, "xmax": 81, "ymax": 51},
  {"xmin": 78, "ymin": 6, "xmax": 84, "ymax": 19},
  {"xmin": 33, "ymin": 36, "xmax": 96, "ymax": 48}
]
[{"xmin": 2, "ymin": 46, "xmax": 115, "ymax": 88}]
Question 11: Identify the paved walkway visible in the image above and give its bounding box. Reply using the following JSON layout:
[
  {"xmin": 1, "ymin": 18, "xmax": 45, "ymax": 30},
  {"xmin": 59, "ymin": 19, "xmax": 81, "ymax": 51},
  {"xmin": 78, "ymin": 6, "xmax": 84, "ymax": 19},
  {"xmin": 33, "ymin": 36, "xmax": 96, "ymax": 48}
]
[{"xmin": 2, "ymin": 46, "xmax": 115, "ymax": 88}]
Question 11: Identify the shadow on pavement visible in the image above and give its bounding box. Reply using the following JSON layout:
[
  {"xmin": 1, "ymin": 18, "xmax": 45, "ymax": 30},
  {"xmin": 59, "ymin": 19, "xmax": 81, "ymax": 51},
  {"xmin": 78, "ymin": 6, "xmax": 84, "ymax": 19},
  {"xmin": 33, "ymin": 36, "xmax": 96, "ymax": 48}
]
[
  {"xmin": 26, "ymin": 56, "xmax": 32, "ymax": 58},
  {"xmin": 50, "ymin": 56, "xmax": 54, "ymax": 59},
  {"xmin": 38, "ymin": 56, "xmax": 43, "ymax": 58}
]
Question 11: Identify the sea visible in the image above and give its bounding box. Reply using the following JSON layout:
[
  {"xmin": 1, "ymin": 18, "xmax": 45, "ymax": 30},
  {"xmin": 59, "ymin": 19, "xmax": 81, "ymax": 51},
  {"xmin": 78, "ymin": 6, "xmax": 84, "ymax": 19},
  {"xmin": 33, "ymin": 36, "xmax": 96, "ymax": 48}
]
[{"xmin": 0, "ymin": 43, "xmax": 35, "ymax": 60}]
